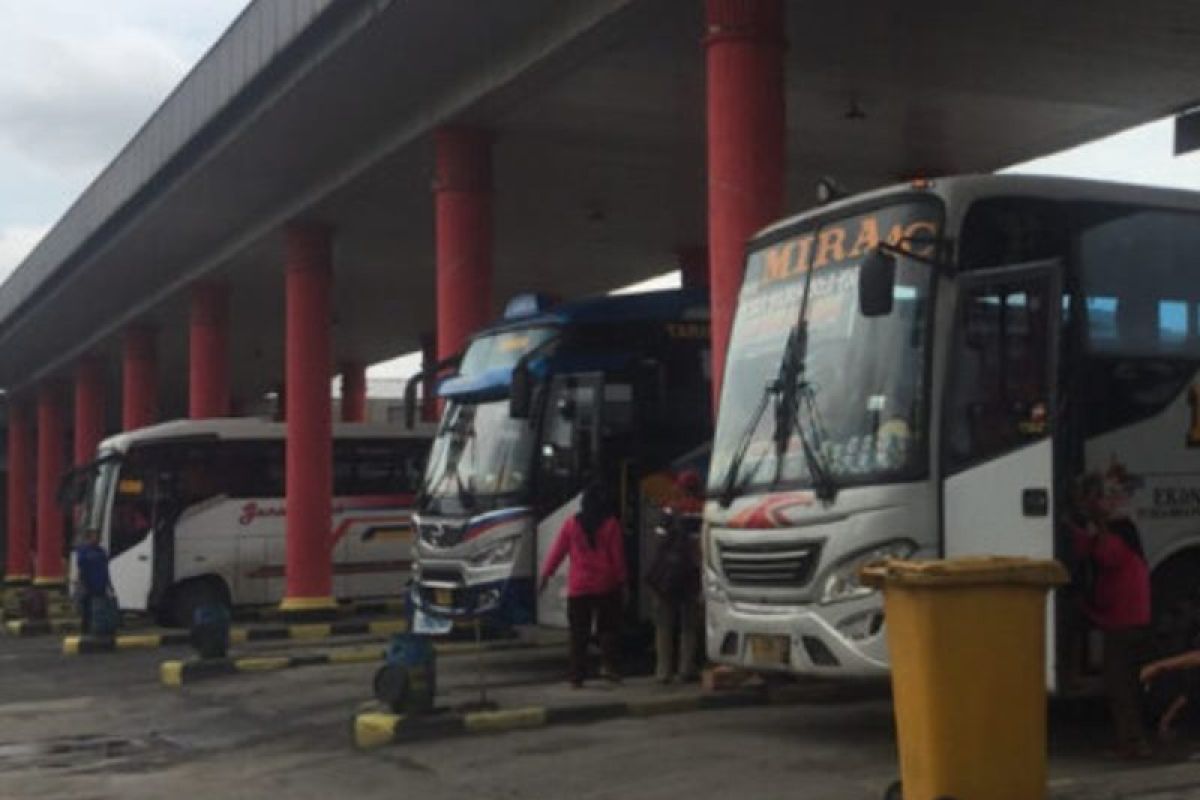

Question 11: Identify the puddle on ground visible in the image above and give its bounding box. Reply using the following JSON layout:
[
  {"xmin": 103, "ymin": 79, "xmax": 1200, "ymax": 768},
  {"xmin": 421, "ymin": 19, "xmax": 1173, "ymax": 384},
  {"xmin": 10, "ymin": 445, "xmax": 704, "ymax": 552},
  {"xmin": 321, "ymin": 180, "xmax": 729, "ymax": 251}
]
[{"xmin": 0, "ymin": 733, "xmax": 180, "ymax": 772}]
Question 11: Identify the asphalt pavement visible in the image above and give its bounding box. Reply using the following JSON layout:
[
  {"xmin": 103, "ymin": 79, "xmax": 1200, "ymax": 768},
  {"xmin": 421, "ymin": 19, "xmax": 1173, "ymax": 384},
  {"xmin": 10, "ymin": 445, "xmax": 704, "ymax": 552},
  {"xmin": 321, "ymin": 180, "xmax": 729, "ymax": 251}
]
[{"xmin": 0, "ymin": 632, "xmax": 1198, "ymax": 799}]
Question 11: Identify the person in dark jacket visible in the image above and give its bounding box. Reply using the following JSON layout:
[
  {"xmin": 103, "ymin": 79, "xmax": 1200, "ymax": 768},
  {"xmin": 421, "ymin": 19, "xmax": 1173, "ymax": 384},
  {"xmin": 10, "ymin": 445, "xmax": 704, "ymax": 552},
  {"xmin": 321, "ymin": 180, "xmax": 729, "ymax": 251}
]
[
  {"xmin": 73, "ymin": 529, "xmax": 112, "ymax": 635},
  {"xmin": 648, "ymin": 470, "xmax": 704, "ymax": 684},
  {"xmin": 1066, "ymin": 471, "xmax": 1152, "ymax": 758}
]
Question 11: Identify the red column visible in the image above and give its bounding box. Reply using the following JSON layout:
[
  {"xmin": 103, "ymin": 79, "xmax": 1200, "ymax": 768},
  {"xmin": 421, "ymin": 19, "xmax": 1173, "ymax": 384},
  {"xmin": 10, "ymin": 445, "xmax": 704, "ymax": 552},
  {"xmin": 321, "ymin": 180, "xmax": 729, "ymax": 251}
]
[
  {"xmin": 705, "ymin": 0, "xmax": 786, "ymax": 403},
  {"xmin": 122, "ymin": 326, "xmax": 158, "ymax": 430},
  {"xmin": 677, "ymin": 245, "xmax": 710, "ymax": 290},
  {"xmin": 434, "ymin": 127, "xmax": 493, "ymax": 365},
  {"xmin": 5, "ymin": 402, "xmax": 33, "ymax": 584},
  {"xmin": 281, "ymin": 222, "xmax": 335, "ymax": 613},
  {"xmin": 340, "ymin": 361, "xmax": 367, "ymax": 423},
  {"xmin": 74, "ymin": 357, "xmax": 106, "ymax": 467},
  {"xmin": 35, "ymin": 383, "xmax": 67, "ymax": 586},
  {"xmin": 189, "ymin": 281, "xmax": 231, "ymax": 419}
]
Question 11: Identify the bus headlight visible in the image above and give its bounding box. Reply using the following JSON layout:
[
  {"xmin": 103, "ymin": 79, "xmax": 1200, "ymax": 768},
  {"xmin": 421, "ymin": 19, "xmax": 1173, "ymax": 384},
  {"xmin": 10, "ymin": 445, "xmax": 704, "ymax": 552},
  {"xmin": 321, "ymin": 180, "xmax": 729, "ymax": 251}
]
[
  {"xmin": 468, "ymin": 537, "xmax": 518, "ymax": 567},
  {"xmin": 820, "ymin": 540, "xmax": 916, "ymax": 605}
]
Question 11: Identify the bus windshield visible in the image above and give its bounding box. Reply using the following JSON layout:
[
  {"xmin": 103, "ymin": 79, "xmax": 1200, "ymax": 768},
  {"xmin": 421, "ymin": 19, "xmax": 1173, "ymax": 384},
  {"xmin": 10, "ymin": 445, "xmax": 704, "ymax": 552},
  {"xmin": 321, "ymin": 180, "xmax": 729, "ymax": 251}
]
[
  {"xmin": 79, "ymin": 454, "xmax": 120, "ymax": 534},
  {"xmin": 459, "ymin": 326, "xmax": 558, "ymax": 376},
  {"xmin": 710, "ymin": 199, "xmax": 942, "ymax": 497},
  {"xmin": 422, "ymin": 400, "xmax": 535, "ymax": 515}
]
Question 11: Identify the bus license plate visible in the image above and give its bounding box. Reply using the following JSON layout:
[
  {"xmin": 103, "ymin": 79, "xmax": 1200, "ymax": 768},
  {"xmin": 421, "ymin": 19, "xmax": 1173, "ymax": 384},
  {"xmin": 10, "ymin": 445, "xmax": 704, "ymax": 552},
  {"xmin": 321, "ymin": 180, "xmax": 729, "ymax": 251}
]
[
  {"xmin": 747, "ymin": 634, "xmax": 789, "ymax": 666},
  {"xmin": 434, "ymin": 589, "xmax": 454, "ymax": 607}
]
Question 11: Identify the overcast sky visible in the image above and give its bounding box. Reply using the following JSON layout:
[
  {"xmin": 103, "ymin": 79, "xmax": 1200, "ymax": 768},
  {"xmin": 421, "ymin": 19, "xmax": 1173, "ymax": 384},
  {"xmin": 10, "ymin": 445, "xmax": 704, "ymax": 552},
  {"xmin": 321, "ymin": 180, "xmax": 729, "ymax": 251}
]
[
  {"xmin": 2, "ymin": 2, "xmax": 1200, "ymax": 380},
  {"xmin": 0, "ymin": 0, "xmax": 249, "ymax": 276}
]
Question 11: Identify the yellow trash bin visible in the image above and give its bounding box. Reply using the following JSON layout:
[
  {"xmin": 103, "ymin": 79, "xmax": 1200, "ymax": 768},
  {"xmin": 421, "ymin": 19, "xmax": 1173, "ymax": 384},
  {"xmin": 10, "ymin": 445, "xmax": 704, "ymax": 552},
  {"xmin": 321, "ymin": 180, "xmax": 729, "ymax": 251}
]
[{"xmin": 861, "ymin": 556, "xmax": 1068, "ymax": 800}]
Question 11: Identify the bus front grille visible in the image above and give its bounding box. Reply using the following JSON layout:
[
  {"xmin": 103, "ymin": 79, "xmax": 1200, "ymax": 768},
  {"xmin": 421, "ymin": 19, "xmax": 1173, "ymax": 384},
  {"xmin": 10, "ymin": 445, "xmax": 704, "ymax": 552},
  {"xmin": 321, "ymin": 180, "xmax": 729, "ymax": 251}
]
[{"xmin": 718, "ymin": 542, "xmax": 821, "ymax": 588}]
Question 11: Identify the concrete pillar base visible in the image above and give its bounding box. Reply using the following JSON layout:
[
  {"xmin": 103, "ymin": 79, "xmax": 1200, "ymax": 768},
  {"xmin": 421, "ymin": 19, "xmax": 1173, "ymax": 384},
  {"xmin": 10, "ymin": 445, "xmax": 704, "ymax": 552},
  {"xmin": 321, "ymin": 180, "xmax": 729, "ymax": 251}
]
[
  {"xmin": 277, "ymin": 595, "xmax": 339, "ymax": 621},
  {"xmin": 1, "ymin": 578, "xmax": 30, "ymax": 617}
]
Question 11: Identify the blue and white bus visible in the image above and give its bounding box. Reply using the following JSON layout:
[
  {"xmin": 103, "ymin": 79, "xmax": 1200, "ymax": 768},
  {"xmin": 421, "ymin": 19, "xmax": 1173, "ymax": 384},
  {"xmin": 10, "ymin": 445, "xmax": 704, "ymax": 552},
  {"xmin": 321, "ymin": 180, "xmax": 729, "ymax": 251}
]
[{"xmin": 412, "ymin": 290, "xmax": 711, "ymax": 629}]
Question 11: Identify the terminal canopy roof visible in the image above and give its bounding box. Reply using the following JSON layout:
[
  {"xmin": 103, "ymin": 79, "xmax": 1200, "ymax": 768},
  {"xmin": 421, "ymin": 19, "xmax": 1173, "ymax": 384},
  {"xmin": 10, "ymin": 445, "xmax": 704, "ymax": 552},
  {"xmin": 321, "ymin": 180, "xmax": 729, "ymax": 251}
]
[{"xmin": 0, "ymin": 0, "xmax": 1197, "ymax": 420}]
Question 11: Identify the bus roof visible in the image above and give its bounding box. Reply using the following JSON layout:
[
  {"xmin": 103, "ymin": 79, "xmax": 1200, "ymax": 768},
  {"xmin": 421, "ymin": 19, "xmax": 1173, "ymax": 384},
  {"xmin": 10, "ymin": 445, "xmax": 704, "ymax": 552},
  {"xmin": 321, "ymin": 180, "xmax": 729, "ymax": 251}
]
[
  {"xmin": 441, "ymin": 288, "xmax": 709, "ymax": 401},
  {"xmin": 753, "ymin": 174, "xmax": 1200, "ymax": 245},
  {"xmin": 97, "ymin": 417, "xmax": 434, "ymax": 454},
  {"xmin": 474, "ymin": 287, "xmax": 709, "ymax": 339}
]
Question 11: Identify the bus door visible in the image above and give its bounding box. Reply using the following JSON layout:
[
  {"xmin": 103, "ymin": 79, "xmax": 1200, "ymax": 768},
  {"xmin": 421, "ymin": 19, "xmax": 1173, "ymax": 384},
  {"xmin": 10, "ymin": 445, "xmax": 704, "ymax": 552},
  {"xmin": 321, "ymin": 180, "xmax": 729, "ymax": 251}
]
[
  {"xmin": 149, "ymin": 469, "xmax": 183, "ymax": 610},
  {"xmin": 941, "ymin": 261, "xmax": 1061, "ymax": 682},
  {"xmin": 536, "ymin": 372, "xmax": 603, "ymax": 627},
  {"xmin": 107, "ymin": 457, "xmax": 157, "ymax": 611}
]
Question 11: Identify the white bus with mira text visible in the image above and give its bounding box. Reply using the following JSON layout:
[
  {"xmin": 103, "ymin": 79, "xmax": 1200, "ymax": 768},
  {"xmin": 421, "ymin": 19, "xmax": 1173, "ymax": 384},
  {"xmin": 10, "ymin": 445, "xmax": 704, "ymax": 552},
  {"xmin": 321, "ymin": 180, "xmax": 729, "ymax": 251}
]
[
  {"xmin": 705, "ymin": 174, "xmax": 1200, "ymax": 692},
  {"xmin": 68, "ymin": 418, "xmax": 432, "ymax": 625}
]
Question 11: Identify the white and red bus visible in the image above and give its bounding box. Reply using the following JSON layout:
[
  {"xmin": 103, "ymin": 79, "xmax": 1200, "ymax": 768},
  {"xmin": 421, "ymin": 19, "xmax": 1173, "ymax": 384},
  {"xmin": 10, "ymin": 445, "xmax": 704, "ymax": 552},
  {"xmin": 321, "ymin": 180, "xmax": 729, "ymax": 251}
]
[
  {"xmin": 705, "ymin": 175, "xmax": 1200, "ymax": 691},
  {"xmin": 69, "ymin": 418, "xmax": 432, "ymax": 625}
]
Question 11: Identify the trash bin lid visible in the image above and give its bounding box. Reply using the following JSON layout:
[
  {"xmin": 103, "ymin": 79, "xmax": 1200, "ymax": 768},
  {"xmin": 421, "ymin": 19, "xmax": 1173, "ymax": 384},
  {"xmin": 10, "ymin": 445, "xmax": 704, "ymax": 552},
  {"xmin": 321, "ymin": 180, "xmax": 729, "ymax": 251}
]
[{"xmin": 859, "ymin": 556, "xmax": 1069, "ymax": 589}]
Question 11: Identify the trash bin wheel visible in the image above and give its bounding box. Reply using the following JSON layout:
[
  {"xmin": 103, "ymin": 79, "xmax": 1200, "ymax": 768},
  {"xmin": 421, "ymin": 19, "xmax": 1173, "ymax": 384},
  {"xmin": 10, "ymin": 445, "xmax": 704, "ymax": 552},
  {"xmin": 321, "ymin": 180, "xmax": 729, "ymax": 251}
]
[
  {"xmin": 882, "ymin": 780, "xmax": 902, "ymax": 800},
  {"xmin": 373, "ymin": 664, "xmax": 410, "ymax": 713}
]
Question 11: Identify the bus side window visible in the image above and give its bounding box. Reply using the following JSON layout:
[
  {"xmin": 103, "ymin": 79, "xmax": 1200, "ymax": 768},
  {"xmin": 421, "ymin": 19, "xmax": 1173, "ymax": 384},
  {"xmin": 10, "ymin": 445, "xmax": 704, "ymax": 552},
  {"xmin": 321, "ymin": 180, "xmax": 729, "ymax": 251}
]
[
  {"xmin": 398, "ymin": 442, "xmax": 427, "ymax": 495},
  {"xmin": 333, "ymin": 442, "xmax": 357, "ymax": 496},
  {"xmin": 353, "ymin": 442, "xmax": 402, "ymax": 496},
  {"xmin": 222, "ymin": 442, "xmax": 285, "ymax": 499},
  {"xmin": 1075, "ymin": 206, "xmax": 1200, "ymax": 434},
  {"xmin": 334, "ymin": 440, "xmax": 422, "ymax": 497},
  {"xmin": 959, "ymin": 198, "xmax": 1066, "ymax": 271},
  {"xmin": 176, "ymin": 444, "xmax": 223, "ymax": 507}
]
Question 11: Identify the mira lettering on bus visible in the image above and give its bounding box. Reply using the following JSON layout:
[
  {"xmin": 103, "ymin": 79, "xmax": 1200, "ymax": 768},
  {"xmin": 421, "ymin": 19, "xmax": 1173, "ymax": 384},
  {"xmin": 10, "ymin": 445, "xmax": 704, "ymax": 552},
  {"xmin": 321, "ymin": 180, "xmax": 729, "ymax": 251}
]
[{"xmin": 761, "ymin": 217, "xmax": 938, "ymax": 286}]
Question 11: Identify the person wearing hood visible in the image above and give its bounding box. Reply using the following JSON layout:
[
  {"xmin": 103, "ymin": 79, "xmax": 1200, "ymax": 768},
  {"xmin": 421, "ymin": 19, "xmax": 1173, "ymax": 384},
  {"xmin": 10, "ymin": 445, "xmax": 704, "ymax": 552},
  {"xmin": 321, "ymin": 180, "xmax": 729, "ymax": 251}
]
[{"xmin": 539, "ymin": 481, "xmax": 627, "ymax": 687}]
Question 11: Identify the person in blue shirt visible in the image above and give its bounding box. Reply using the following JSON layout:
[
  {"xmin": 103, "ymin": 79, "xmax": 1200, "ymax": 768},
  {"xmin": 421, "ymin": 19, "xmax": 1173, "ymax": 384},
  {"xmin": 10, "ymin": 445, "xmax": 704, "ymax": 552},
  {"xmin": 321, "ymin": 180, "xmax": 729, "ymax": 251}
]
[{"xmin": 74, "ymin": 530, "xmax": 112, "ymax": 635}]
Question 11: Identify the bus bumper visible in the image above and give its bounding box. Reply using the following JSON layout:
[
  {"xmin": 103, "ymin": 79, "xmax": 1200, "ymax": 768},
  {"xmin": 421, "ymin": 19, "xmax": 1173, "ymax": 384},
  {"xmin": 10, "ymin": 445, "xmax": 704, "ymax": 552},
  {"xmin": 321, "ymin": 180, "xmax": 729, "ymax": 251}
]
[
  {"xmin": 414, "ymin": 569, "xmax": 535, "ymax": 626},
  {"xmin": 705, "ymin": 586, "xmax": 890, "ymax": 678}
]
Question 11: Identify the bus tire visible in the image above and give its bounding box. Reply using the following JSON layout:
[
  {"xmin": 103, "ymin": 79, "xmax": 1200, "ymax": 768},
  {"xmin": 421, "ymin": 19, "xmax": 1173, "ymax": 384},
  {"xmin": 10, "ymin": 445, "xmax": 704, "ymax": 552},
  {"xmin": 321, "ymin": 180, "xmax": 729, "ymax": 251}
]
[
  {"xmin": 168, "ymin": 578, "xmax": 231, "ymax": 629},
  {"xmin": 1151, "ymin": 551, "xmax": 1200, "ymax": 656}
]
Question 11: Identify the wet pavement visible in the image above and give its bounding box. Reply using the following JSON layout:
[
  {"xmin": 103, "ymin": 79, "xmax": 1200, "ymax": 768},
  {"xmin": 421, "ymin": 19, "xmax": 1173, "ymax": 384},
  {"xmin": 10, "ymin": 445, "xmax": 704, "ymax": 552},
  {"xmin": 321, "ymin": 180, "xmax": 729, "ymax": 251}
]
[{"xmin": 0, "ymin": 632, "xmax": 1197, "ymax": 799}]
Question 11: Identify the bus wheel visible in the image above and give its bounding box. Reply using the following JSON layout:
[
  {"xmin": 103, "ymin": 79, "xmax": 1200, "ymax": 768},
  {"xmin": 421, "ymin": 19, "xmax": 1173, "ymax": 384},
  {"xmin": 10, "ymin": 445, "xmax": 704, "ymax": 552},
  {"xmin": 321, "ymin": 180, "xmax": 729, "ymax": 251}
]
[
  {"xmin": 1152, "ymin": 554, "xmax": 1200, "ymax": 656},
  {"xmin": 169, "ymin": 579, "xmax": 230, "ymax": 629}
]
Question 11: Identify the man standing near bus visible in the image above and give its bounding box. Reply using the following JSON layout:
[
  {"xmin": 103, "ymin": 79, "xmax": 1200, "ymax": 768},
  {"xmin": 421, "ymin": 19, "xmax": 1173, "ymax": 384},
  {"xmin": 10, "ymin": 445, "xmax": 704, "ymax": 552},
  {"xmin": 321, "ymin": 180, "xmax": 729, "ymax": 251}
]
[
  {"xmin": 648, "ymin": 469, "xmax": 704, "ymax": 684},
  {"xmin": 74, "ymin": 529, "xmax": 113, "ymax": 636}
]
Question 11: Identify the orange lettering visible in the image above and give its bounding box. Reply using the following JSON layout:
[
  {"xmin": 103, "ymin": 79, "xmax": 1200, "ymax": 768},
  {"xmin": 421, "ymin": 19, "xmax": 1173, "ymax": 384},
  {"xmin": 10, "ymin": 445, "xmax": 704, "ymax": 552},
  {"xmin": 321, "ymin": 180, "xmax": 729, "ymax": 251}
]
[
  {"xmin": 848, "ymin": 217, "xmax": 880, "ymax": 258},
  {"xmin": 764, "ymin": 242, "xmax": 796, "ymax": 282},
  {"xmin": 794, "ymin": 235, "xmax": 815, "ymax": 274},
  {"xmin": 814, "ymin": 228, "xmax": 846, "ymax": 268},
  {"xmin": 903, "ymin": 221, "xmax": 938, "ymax": 256}
]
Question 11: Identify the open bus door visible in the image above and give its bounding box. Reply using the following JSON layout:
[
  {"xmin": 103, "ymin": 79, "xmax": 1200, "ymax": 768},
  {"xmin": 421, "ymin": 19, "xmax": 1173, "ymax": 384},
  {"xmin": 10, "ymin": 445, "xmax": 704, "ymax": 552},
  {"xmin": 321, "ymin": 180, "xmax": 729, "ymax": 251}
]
[
  {"xmin": 107, "ymin": 464, "xmax": 157, "ymax": 612},
  {"xmin": 940, "ymin": 260, "xmax": 1062, "ymax": 689},
  {"xmin": 535, "ymin": 373, "xmax": 603, "ymax": 627}
]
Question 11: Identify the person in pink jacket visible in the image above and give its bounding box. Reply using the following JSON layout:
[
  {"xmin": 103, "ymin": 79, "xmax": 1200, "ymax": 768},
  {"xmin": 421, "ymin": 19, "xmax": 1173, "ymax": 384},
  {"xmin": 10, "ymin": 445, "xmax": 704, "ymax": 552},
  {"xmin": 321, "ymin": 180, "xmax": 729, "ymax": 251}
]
[{"xmin": 538, "ymin": 482, "xmax": 627, "ymax": 686}]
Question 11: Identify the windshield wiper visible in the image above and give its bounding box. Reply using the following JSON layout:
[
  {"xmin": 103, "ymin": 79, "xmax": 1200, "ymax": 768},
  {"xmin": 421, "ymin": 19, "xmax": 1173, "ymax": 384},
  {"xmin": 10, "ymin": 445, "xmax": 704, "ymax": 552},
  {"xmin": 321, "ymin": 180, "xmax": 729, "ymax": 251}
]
[
  {"xmin": 770, "ymin": 221, "xmax": 838, "ymax": 503},
  {"xmin": 773, "ymin": 322, "xmax": 837, "ymax": 502},
  {"xmin": 717, "ymin": 380, "xmax": 775, "ymax": 508},
  {"xmin": 716, "ymin": 323, "xmax": 838, "ymax": 507}
]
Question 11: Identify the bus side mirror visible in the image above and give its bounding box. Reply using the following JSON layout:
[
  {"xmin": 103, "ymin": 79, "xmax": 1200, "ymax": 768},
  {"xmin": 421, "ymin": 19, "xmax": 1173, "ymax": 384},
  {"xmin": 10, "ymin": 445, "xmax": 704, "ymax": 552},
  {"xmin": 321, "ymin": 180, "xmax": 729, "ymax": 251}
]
[
  {"xmin": 403, "ymin": 371, "xmax": 422, "ymax": 430},
  {"xmin": 859, "ymin": 249, "xmax": 896, "ymax": 318},
  {"xmin": 510, "ymin": 364, "xmax": 532, "ymax": 419}
]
